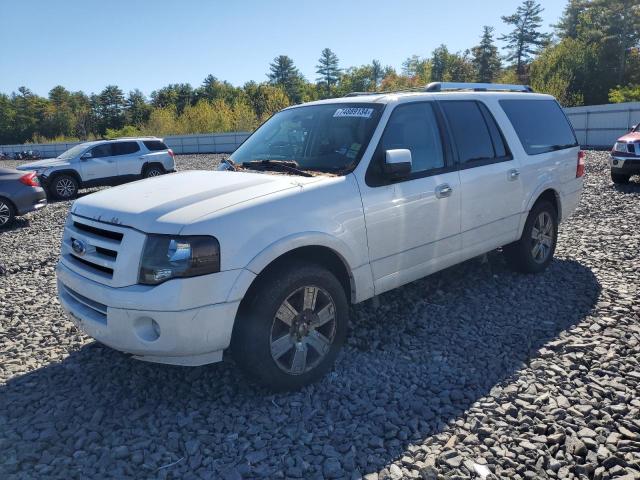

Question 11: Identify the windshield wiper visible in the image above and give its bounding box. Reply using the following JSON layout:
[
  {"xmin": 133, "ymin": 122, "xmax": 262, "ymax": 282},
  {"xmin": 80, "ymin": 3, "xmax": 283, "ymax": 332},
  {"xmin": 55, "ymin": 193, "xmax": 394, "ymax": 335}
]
[{"xmin": 241, "ymin": 160, "xmax": 313, "ymax": 177}]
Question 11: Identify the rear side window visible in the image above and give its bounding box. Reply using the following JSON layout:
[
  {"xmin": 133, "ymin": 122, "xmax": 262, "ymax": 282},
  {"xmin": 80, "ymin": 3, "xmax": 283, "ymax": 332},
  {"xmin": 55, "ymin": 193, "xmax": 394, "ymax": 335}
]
[
  {"xmin": 500, "ymin": 99, "xmax": 578, "ymax": 155},
  {"xmin": 440, "ymin": 101, "xmax": 508, "ymax": 166},
  {"xmin": 89, "ymin": 144, "xmax": 112, "ymax": 158},
  {"xmin": 112, "ymin": 141, "xmax": 140, "ymax": 156},
  {"xmin": 143, "ymin": 140, "xmax": 168, "ymax": 151}
]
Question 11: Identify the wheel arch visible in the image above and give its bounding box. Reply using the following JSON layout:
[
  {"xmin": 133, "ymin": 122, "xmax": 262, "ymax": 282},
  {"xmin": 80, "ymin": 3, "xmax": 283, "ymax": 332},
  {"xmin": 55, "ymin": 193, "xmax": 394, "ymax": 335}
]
[
  {"xmin": 48, "ymin": 169, "xmax": 82, "ymax": 186},
  {"xmin": 141, "ymin": 162, "xmax": 165, "ymax": 176}
]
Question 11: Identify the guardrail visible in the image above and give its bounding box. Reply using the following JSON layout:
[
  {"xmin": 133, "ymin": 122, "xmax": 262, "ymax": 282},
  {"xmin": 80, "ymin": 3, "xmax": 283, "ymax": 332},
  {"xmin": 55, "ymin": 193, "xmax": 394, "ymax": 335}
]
[
  {"xmin": 0, "ymin": 132, "xmax": 251, "ymax": 158},
  {"xmin": 2, "ymin": 102, "xmax": 640, "ymax": 156}
]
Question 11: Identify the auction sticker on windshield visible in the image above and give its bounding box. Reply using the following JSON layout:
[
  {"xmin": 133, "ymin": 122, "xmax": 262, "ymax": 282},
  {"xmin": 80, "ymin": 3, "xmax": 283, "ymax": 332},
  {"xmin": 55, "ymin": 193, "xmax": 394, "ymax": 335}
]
[{"xmin": 333, "ymin": 107, "xmax": 374, "ymax": 118}]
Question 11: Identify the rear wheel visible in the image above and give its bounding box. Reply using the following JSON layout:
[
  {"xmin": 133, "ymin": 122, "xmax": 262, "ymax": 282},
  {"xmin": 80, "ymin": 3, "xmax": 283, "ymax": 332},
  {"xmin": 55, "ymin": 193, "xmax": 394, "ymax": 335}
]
[
  {"xmin": 231, "ymin": 261, "xmax": 348, "ymax": 391},
  {"xmin": 503, "ymin": 200, "xmax": 558, "ymax": 273},
  {"xmin": 50, "ymin": 174, "xmax": 78, "ymax": 200},
  {"xmin": 611, "ymin": 170, "xmax": 630, "ymax": 184},
  {"xmin": 143, "ymin": 164, "xmax": 164, "ymax": 178},
  {"xmin": 0, "ymin": 198, "xmax": 15, "ymax": 228}
]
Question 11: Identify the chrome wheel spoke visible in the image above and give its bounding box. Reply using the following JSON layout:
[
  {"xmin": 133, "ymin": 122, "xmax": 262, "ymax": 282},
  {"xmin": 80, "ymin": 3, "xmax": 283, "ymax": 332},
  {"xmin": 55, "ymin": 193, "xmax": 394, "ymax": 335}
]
[
  {"xmin": 305, "ymin": 330, "xmax": 331, "ymax": 356},
  {"xmin": 532, "ymin": 242, "xmax": 542, "ymax": 260},
  {"xmin": 275, "ymin": 300, "xmax": 298, "ymax": 326},
  {"xmin": 270, "ymin": 334, "xmax": 293, "ymax": 360},
  {"xmin": 531, "ymin": 226, "xmax": 540, "ymax": 240},
  {"xmin": 290, "ymin": 343, "xmax": 308, "ymax": 374},
  {"xmin": 312, "ymin": 303, "xmax": 335, "ymax": 329},
  {"xmin": 541, "ymin": 234, "xmax": 553, "ymax": 247},
  {"xmin": 303, "ymin": 286, "xmax": 318, "ymax": 311}
]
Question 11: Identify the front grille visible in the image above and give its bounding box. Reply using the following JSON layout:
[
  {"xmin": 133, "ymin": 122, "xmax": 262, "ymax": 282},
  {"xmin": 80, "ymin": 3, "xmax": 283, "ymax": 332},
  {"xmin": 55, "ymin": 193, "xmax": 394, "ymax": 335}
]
[
  {"xmin": 628, "ymin": 143, "xmax": 636, "ymax": 154},
  {"xmin": 73, "ymin": 221, "xmax": 123, "ymax": 241},
  {"xmin": 70, "ymin": 255, "xmax": 114, "ymax": 276}
]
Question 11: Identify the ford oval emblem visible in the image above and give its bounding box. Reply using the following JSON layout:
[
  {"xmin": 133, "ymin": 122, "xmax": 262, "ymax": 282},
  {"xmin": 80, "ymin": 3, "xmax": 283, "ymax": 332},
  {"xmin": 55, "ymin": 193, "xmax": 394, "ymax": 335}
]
[{"xmin": 71, "ymin": 239, "xmax": 86, "ymax": 256}]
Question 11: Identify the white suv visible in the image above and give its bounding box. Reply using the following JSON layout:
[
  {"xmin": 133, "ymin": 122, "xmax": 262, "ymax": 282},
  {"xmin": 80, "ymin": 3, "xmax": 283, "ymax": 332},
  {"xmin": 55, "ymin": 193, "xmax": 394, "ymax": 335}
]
[
  {"xmin": 17, "ymin": 137, "xmax": 175, "ymax": 199},
  {"xmin": 56, "ymin": 83, "xmax": 584, "ymax": 390}
]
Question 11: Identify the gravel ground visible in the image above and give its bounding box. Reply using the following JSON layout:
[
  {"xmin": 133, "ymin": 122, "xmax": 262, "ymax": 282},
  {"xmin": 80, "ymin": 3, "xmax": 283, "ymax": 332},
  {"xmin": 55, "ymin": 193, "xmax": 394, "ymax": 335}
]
[{"xmin": 1, "ymin": 152, "xmax": 639, "ymax": 480}]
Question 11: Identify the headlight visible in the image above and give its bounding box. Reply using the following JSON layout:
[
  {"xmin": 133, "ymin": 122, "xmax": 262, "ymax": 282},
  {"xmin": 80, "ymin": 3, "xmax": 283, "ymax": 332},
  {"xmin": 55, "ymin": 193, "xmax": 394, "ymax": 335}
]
[
  {"xmin": 139, "ymin": 235, "xmax": 220, "ymax": 285},
  {"xmin": 614, "ymin": 142, "xmax": 628, "ymax": 153}
]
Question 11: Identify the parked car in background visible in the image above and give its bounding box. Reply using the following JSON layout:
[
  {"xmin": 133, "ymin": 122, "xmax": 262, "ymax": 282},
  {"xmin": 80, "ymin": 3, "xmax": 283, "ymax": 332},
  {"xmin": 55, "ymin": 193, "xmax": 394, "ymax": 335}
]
[
  {"xmin": 610, "ymin": 124, "xmax": 640, "ymax": 184},
  {"xmin": 0, "ymin": 167, "xmax": 47, "ymax": 227},
  {"xmin": 16, "ymin": 137, "xmax": 175, "ymax": 200},
  {"xmin": 56, "ymin": 83, "xmax": 584, "ymax": 390}
]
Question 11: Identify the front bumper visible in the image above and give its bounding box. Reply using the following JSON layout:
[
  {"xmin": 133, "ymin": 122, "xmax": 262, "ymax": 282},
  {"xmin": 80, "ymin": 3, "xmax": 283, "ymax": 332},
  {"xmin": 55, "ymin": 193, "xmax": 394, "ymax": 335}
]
[
  {"xmin": 56, "ymin": 261, "xmax": 245, "ymax": 366},
  {"xmin": 610, "ymin": 155, "xmax": 640, "ymax": 175}
]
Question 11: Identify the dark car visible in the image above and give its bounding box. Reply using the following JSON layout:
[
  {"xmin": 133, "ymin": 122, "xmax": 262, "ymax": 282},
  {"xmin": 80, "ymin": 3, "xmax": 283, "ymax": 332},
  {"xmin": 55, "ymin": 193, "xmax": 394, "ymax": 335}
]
[{"xmin": 0, "ymin": 167, "xmax": 47, "ymax": 227}]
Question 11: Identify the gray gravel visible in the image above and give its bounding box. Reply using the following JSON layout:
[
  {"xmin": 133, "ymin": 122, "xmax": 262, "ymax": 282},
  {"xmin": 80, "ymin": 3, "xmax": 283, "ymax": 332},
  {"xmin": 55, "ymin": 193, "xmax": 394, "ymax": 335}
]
[{"xmin": 1, "ymin": 152, "xmax": 639, "ymax": 479}]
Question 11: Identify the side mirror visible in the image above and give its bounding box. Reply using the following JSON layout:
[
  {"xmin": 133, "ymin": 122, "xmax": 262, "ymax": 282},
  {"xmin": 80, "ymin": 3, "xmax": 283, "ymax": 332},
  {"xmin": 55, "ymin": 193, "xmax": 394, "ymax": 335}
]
[
  {"xmin": 80, "ymin": 152, "xmax": 92, "ymax": 160},
  {"xmin": 383, "ymin": 149, "xmax": 412, "ymax": 179},
  {"xmin": 631, "ymin": 124, "xmax": 637, "ymax": 132}
]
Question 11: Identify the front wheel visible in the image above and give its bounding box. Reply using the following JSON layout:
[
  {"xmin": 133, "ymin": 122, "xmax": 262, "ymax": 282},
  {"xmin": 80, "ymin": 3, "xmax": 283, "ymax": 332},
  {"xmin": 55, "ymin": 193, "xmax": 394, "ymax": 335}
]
[
  {"xmin": 611, "ymin": 171, "xmax": 630, "ymax": 184},
  {"xmin": 231, "ymin": 261, "xmax": 348, "ymax": 391},
  {"xmin": 50, "ymin": 174, "xmax": 78, "ymax": 200},
  {"xmin": 503, "ymin": 200, "xmax": 558, "ymax": 273}
]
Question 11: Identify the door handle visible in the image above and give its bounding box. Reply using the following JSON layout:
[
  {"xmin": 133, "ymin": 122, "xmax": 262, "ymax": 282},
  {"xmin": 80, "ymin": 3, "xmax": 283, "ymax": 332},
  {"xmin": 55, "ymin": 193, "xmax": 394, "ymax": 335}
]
[
  {"xmin": 435, "ymin": 183, "xmax": 453, "ymax": 199},
  {"xmin": 508, "ymin": 169, "xmax": 520, "ymax": 181}
]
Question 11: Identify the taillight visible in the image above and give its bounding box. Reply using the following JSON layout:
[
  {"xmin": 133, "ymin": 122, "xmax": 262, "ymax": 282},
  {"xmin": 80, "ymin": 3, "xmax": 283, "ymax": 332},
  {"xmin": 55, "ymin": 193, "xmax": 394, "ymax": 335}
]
[
  {"xmin": 168, "ymin": 148, "xmax": 175, "ymax": 159},
  {"xmin": 19, "ymin": 172, "xmax": 40, "ymax": 187},
  {"xmin": 576, "ymin": 150, "xmax": 585, "ymax": 178}
]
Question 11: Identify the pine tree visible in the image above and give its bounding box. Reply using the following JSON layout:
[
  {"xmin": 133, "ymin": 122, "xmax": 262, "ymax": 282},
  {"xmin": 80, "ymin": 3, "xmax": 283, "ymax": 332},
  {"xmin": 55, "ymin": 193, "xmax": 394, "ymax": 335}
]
[
  {"xmin": 315, "ymin": 48, "xmax": 341, "ymax": 96},
  {"xmin": 370, "ymin": 59, "xmax": 384, "ymax": 89},
  {"xmin": 554, "ymin": 0, "xmax": 588, "ymax": 39},
  {"xmin": 268, "ymin": 55, "xmax": 304, "ymax": 102},
  {"xmin": 472, "ymin": 26, "xmax": 502, "ymax": 83},
  {"xmin": 499, "ymin": 0, "xmax": 551, "ymax": 80}
]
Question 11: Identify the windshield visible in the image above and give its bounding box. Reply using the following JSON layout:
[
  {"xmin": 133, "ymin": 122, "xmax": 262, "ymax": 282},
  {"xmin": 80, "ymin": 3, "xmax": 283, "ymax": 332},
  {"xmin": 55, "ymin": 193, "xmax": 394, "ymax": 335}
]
[
  {"xmin": 230, "ymin": 103, "xmax": 384, "ymax": 172},
  {"xmin": 57, "ymin": 144, "xmax": 87, "ymax": 160}
]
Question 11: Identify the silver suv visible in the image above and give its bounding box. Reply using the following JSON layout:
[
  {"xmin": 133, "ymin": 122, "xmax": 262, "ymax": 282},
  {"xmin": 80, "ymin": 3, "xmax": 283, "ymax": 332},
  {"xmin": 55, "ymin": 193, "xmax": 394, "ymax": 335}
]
[{"xmin": 17, "ymin": 137, "xmax": 176, "ymax": 199}]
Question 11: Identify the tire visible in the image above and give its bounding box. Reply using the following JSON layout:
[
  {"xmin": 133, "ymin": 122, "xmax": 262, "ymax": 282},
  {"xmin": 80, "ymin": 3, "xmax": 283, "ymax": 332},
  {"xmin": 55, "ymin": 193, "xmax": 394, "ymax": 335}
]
[
  {"xmin": 50, "ymin": 174, "xmax": 79, "ymax": 200},
  {"xmin": 503, "ymin": 200, "xmax": 558, "ymax": 274},
  {"xmin": 231, "ymin": 261, "xmax": 348, "ymax": 391},
  {"xmin": 0, "ymin": 198, "xmax": 15, "ymax": 228},
  {"xmin": 143, "ymin": 164, "xmax": 164, "ymax": 178},
  {"xmin": 611, "ymin": 171, "xmax": 630, "ymax": 184}
]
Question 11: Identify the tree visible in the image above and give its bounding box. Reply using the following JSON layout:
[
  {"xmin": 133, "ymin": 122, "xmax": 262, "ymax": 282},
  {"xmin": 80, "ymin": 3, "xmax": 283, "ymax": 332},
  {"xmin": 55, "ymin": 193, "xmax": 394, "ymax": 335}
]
[
  {"xmin": 472, "ymin": 26, "xmax": 502, "ymax": 83},
  {"xmin": 96, "ymin": 85, "xmax": 126, "ymax": 133},
  {"xmin": 430, "ymin": 45, "xmax": 475, "ymax": 82},
  {"xmin": 315, "ymin": 48, "xmax": 341, "ymax": 96},
  {"xmin": 554, "ymin": 0, "xmax": 588, "ymax": 40},
  {"xmin": 268, "ymin": 55, "xmax": 305, "ymax": 103},
  {"xmin": 151, "ymin": 84, "xmax": 194, "ymax": 114},
  {"xmin": 500, "ymin": 0, "xmax": 551, "ymax": 80},
  {"xmin": 197, "ymin": 74, "xmax": 242, "ymax": 104},
  {"xmin": 370, "ymin": 60, "xmax": 384, "ymax": 89},
  {"xmin": 126, "ymin": 89, "xmax": 151, "ymax": 127}
]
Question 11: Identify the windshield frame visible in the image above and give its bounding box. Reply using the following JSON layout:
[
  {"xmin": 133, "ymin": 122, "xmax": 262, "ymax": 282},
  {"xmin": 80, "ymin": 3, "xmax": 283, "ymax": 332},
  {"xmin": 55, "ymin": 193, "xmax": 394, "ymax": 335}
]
[{"xmin": 229, "ymin": 102, "xmax": 385, "ymax": 175}]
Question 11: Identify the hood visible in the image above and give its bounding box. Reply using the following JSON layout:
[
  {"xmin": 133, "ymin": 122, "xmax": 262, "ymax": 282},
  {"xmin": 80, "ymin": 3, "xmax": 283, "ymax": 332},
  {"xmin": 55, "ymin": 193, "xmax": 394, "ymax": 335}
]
[
  {"xmin": 17, "ymin": 158, "xmax": 68, "ymax": 170},
  {"xmin": 618, "ymin": 131, "xmax": 640, "ymax": 142},
  {"xmin": 71, "ymin": 170, "xmax": 320, "ymax": 234}
]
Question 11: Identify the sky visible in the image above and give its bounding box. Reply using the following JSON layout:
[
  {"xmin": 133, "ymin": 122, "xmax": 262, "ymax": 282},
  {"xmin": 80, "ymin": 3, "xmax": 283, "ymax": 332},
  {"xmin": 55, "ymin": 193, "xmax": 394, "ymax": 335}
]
[{"xmin": 0, "ymin": 0, "xmax": 566, "ymax": 98}]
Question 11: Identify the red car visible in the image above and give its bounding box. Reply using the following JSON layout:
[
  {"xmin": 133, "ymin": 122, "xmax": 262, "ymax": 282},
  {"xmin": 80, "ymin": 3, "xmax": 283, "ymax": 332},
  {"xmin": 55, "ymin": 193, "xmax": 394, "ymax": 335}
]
[{"xmin": 610, "ymin": 124, "xmax": 640, "ymax": 184}]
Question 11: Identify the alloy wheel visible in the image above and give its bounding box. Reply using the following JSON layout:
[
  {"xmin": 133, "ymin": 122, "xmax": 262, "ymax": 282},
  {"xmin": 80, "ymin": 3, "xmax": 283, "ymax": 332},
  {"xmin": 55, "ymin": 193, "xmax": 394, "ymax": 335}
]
[
  {"xmin": 269, "ymin": 285, "xmax": 337, "ymax": 375},
  {"xmin": 56, "ymin": 178, "xmax": 75, "ymax": 198},
  {"xmin": 530, "ymin": 211, "xmax": 554, "ymax": 264},
  {"xmin": 0, "ymin": 202, "xmax": 10, "ymax": 225}
]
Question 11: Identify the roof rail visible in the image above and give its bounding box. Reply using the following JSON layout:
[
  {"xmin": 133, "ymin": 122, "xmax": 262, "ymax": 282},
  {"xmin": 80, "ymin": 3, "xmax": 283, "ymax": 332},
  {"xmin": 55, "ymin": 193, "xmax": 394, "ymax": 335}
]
[
  {"xmin": 425, "ymin": 82, "xmax": 533, "ymax": 93},
  {"xmin": 345, "ymin": 87, "xmax": 427, "ymax": 97},
  {"xmin": 111, "ymin": 136, "xmax": 159, "ymax": 140}
]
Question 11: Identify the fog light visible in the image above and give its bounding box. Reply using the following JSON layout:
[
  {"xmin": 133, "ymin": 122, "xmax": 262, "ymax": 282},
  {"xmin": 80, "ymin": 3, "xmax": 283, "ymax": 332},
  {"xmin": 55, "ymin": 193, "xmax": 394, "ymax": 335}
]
[
  {"xmin": 134, "ymin": 317, "xmax": 161, "ymax": 342},
  {"xmin": 613, "ymin": 159, "xmax": 619, "ymax": 166}
]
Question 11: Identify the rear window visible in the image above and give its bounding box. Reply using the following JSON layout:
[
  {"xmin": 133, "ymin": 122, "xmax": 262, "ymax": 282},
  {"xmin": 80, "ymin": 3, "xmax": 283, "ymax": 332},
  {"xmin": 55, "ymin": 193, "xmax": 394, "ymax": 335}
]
[
  {"xmin": 112, "ymin": 141, "xmax": 140, "ymax": 155},
  {"xmin": 500, "ymin": 99, "xmax": 578, "ymax": 155},
  {"xmin": 143, "ymin": 140, "xmax": 168, "ymax": 151}
]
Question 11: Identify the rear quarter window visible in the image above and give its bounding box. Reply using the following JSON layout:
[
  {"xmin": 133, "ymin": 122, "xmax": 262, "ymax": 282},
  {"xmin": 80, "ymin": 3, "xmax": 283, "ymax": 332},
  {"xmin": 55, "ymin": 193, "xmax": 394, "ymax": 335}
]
[
  {"xmin": 143, "ymin": 140, "xmax": 168, "ymax": 151},
  {"xmin": 112, "ymin": 141, "xmax": 140, "ymax": 155},
  {"xmin": 500, "ymin": 99, "xmax": 578, "ymax": 155}
]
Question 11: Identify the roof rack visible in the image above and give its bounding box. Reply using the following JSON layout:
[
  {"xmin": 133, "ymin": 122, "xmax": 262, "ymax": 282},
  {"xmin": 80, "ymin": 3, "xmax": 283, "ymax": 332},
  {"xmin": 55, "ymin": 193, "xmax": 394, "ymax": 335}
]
[
  {"xmin": 345, "ymin": 87, "xmax": 427, "ymax": 97},
  {"xmin": 111, "ymin": 136, "xmax": 159, "ymax": 140},
  {"xmin": 424, "ymin": 82, "xmax": 533, "ymax": 93}
]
